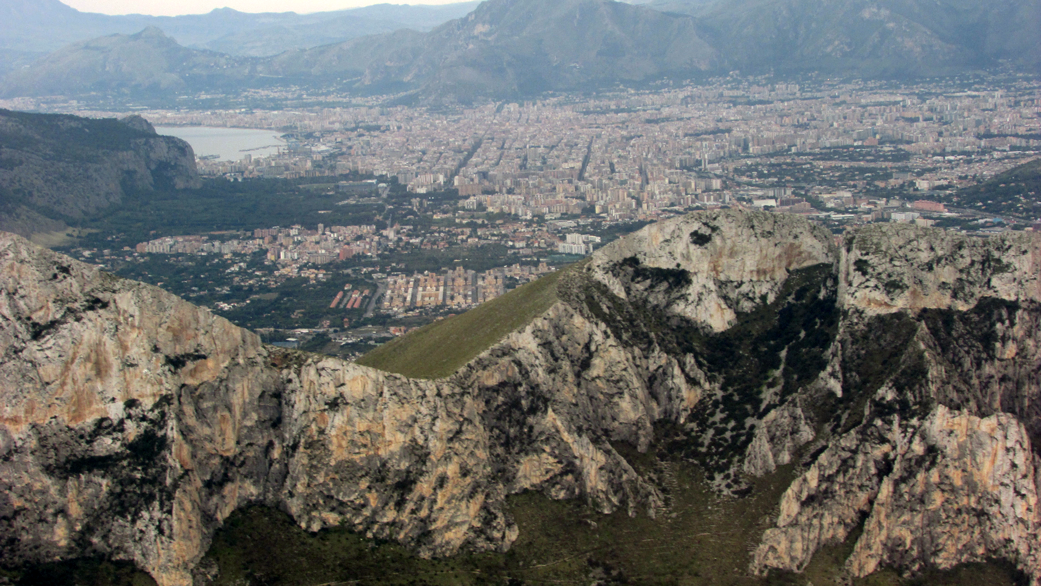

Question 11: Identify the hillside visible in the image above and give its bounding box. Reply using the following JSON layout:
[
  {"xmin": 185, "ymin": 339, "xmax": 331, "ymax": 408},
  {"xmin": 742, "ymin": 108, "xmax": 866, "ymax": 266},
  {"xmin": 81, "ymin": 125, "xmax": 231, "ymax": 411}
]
[
  {"xmin": 263, "ymin": 0, "xmax": 719, "ymax": 100},
  {"xmin": 940, "ymin": 157, "xmax": 1041, "ymax": 219},
  {"xmin": 0, "ymin": 27, "xmax": 253, "ymax": 98},
  {"xmin": 0, "ymin": 109, "xmax": 200, "ymax": 240},
  {"xmin": 198, "ymin": 3, "xmax": 481, "ymax": 57},
  {"xmin": 655, "ymin": 0, "xmax": 1040, "ymax": 74},
  {"xmin": 6, "ymin": 0, "xmax": 1035, "ymax": 102},
  {"xmin": 2, "ymin": 210, "xmax": 1041, "ymax": 586},
  {"xmin": 0, "ymin": 0, "xmax": 480, "ymax": 56},
  {"xmin": 358, "ymin": 264, "xmax": 574, "ymax": 378},
  {"xmin": 698, "ymin": 0, "xmax": 962, "ymax": 76}
]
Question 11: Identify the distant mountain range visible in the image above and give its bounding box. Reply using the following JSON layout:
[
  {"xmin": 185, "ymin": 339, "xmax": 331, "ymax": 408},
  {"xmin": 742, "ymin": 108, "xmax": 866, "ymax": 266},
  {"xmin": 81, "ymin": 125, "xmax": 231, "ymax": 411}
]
[
  {"xmin": 1, "ymin": 0, "xmax": 1037, "ymax": 102},
  {"xmin": 689, "ymin": 0, "xmax": 1041, "ymax": 77},
  {"xmin": 0, "ymin": 0, "xmax": 480, "ymax": 57},
  {"xmin": 261, "ymin": 0, "xmax": 720, "ymax": 98}
]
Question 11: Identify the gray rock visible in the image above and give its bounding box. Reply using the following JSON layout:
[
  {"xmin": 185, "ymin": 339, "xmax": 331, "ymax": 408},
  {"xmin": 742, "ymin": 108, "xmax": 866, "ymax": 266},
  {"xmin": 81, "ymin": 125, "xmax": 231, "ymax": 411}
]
[{"xmin": 1, "ymin": 210, "xmax": 1040, "ymax": 585}]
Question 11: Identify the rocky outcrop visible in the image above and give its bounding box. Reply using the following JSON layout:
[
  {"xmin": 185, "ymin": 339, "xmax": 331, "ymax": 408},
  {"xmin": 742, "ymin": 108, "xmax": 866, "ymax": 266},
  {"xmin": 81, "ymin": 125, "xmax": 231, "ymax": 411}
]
[
  {"xmin": 0, "ymin": 109, "xmax": 200, "ymax": 238},
  {"xmin": 841, "ymin": 222, "xmax": 1041, "ymax": 314},
  {"xmin": 753, "ymin": 407, "xmax": 1041, "ymax": 579},
  {"xmin": 2, "ymin": 209, "xmax": 1040, "ymax": 585},
  {"xmin": 749, "ymin": 221, "xmax": 1041, "ymax": 582},
  {"xmin": 588, "ymin": 210, "xmax": 836, "ymax": 332},
  {"xmin": 0, "ymin": 233, "xmax": 670, "ymax": 585}
]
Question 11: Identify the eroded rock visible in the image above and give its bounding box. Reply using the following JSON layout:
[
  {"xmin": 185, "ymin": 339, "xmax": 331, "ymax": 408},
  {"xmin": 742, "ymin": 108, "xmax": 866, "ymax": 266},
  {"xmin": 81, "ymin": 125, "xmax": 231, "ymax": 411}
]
[{"xmin": 2, "ymin": 210, "xmax": 1040, "ymax": 585}]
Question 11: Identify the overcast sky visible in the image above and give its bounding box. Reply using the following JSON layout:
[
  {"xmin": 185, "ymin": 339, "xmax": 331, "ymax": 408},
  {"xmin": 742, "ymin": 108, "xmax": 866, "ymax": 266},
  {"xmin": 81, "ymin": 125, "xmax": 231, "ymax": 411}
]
[{"xmin": 62, "ymin": 0, "xmax": 467, "ymax": 16}]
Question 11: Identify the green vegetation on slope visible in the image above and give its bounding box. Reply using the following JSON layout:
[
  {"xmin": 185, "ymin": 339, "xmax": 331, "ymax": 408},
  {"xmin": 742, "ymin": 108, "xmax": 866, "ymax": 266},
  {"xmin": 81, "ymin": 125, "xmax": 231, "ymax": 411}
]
[
  {"xmin": 1, "ymin": 459, "xmax": 1025, "ymax": 585},
  {"xmin": 0, "ymin": 559, "xmax": 156, "ymax": 586},
  {"xmin": 357, "ymin": 265, "xmax": 575, "ymax": 379},
  {"xmin": 0, "ymin": 109, "xmax": 157, "ymax": 156},
  {"xmin": 940, "ymin": 157, "xmax": 1041, "ymax": 219},
  {"xmin": 77, "ymin": 176, "xmax": 385, "ymax": 249},
  {"xmin": 197, "ymin": 456, "xmax": 1028, "ymax": 586}
]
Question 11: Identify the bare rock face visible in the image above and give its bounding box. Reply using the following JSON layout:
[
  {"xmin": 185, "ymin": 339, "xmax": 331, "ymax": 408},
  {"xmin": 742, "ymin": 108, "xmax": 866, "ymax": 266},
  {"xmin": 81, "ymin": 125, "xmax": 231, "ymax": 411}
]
[
  {"xmin": 742, "ymin": 399, "xmax": 815, "ymax": 478},
  {"xmin": 841, "ymin": 223, "xmax": 1041, "ymax": 314},
  {"xmin": 753, "ymin": 407, "xmax": 1041, "ymax": 580},
  {"xmin": 0, "ymin": 233, "xmax": 676, "ymax": 585},
  {"xmin": 2, "ymin": 209, "xmax": 1041, "ymax": 585},
  {"xmin": 848, "ymin": 407, "xmax": 1041, "ymax": 578},
  {"xmin": 749, "ymin": 222, "xmax": 1041, "ymax": 582},
  {"xmin": 0, "ymin": 232, "xmax": 287, "ymax": 585},
  {"xmin": 589, "ymin": 210, "xmax": 836, "ymax": 332}
]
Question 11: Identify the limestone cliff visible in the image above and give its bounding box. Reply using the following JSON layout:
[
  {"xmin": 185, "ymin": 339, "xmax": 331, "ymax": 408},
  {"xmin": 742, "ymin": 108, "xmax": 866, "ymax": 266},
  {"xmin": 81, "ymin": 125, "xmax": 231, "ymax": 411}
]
[
  {"xmin": 751, "ymin": 223, "xmax": 1041, "ymax": 580},
  {"xmin": 1, "ymin": 209, "xmax": 1040, "ymax": 585},
  {"xmin": 0, "ymin": 110, "xmax": 200, "ymax": 238},
  {"xmin": 0, "ymin": 232, "xmax": 665, "ymax": 585}
]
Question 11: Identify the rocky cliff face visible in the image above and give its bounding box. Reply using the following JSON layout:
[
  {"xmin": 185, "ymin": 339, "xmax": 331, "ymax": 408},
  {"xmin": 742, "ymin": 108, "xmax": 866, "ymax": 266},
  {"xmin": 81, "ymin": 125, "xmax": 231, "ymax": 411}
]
[
  {"xmin": 1, "ymin": 209, "xmax": 1040, "ymax": 585},
  {"xmin": 751, "ymin": 223, "xmax": 1041, "ymax": 579},
  {"xmin": 0, "ymin": 110, "xmax": 200, "ymax": 238}
]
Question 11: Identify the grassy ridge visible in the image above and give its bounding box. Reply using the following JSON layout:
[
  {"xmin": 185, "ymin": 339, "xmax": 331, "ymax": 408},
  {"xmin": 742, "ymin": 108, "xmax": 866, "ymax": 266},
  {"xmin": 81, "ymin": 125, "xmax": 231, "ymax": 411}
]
[{"xmin": 356, "ymin": 265, "xmax": 575, "ymax": 379}]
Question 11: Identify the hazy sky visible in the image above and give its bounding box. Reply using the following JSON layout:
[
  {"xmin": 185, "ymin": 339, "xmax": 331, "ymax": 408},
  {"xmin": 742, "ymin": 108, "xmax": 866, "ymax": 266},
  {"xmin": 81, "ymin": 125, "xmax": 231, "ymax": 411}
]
[{"xmin": 62, "ymin": 0, "xmax": 467, "ymax": 16}]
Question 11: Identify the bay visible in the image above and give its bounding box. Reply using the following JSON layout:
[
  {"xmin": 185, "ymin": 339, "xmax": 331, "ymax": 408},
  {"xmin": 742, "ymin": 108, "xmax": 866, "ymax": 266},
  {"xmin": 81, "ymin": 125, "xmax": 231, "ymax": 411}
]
[{"xmin": 155, "ymin": 126, "xmax": 286, "ymax": 162}]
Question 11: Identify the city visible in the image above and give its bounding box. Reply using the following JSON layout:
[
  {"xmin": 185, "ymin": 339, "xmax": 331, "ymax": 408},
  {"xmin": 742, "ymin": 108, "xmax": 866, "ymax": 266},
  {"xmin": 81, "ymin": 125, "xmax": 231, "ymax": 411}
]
[{"xmin": 16, "ymin": 73, "xmax": 1039, "ymax": 358}]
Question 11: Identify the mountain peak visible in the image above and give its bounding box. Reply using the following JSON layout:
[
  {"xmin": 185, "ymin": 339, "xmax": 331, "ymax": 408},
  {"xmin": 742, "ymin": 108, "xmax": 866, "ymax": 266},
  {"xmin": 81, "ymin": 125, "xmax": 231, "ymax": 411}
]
[{"xmin": 133, "ymin": 26, "xmax": 169, "ymax": 39}]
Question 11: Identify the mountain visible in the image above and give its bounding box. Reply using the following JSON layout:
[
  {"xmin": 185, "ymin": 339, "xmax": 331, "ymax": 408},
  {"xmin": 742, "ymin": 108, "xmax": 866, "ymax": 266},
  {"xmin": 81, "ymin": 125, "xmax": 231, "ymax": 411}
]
[
  {"xmin": 645, "ymin": 0, "xmax": 718, "ymax": 17},
  {"xmin": 17, "ymin": 0, "xmax": 718, "ymax": 101},
  {"xmin": 259, "ymin": 0, "xmax": 1041, "ymax": 95},
  {"xmin": 0, "ymin": 49, "xmax": 46, "ymax": 79},
  {"xmin": 0, "ymin": 109, "xmax": 200, "ymax": 240},
  {"xmin": 4, "ymin": 0, "xmax": 1037, "ymax": 103},
  {"xmin": 2, "ymin": 210, "xmax": 1041, "ymax": 585},
  {"xmin": 0, "ymin": 0, "xmax": 480, "ymax": 57},
  {"xmin": 184, "ymin": 2, "xmax": 483, "ymax": 58},
  {"xmin": 0, "ymin": 28, "xmax": 255, "ymax": 99},
  {"xmin": 0, "ymin": 0, "xmax": 100, "ymax": 53},
  {"xmin": 263, "ymin": 0, "xmax": 720, "ymax": 99},
  {"xmin": 689, "ymin": 0, "xmax": 1040, "ymax": 75}
]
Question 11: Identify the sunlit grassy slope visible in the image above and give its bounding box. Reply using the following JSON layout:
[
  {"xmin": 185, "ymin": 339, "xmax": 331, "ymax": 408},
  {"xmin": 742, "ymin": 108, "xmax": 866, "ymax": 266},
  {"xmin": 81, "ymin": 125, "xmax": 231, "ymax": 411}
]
[{"xmin": 357, "ymin": 264, "xmax": 578, "ymax": 379}]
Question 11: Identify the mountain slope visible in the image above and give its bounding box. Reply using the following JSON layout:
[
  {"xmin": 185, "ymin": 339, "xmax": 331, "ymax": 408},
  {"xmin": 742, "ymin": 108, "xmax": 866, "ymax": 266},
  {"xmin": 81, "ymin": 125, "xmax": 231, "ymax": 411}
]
[
  {"xmin": 2, "ymin": 0, "xmax": 1037, "ymax": 101},
  {"xmin": 2, "ymin": 210, "xmax": 1041, "ymax": 585},
  {"xmin": 263, "ymin": 0, "xmax": 719, "ymax": 99},
  {"xmin": 357, "ymin": 264, "xmax": 571, "ymax": 378},
  {"xmin": 265, "ymin": 0, "xmax": 1038, "ymax": 94},
  {"xmin": 0, "ymin": 109, "xmax": 200, "ymax": 239},
  {"xmin": 939, "ymin": 157, "xmax": 1041, "ymax": 219},
  {"xmin": 0, "ymin": 0, "xmax": 481, "ymax": 56},
  {"xmin": 0, "ymin": 28, "xmax": 253, "ymax": 98},
  {"xmin": 193, "ymin": 2, "xmax": 483, "ymax": 57},
  {"xmin": 694, "ymin": 0, "xmax": 1040, "ymax": 75}
]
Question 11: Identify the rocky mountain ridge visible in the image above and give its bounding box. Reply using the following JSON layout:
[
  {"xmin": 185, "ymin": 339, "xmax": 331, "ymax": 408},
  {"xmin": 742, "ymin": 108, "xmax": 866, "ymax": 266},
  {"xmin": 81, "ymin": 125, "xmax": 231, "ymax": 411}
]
[{"xmin": 1, "ymin": 210, "xmax": 1040, "ymax": 585}]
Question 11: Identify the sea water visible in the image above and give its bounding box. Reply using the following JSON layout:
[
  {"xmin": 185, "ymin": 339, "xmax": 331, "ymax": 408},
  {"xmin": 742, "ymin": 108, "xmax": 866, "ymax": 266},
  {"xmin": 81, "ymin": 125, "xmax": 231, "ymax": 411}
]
[{"xmin": 155, "ymin": 126, "xmax": 286, "ymax": 162}]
